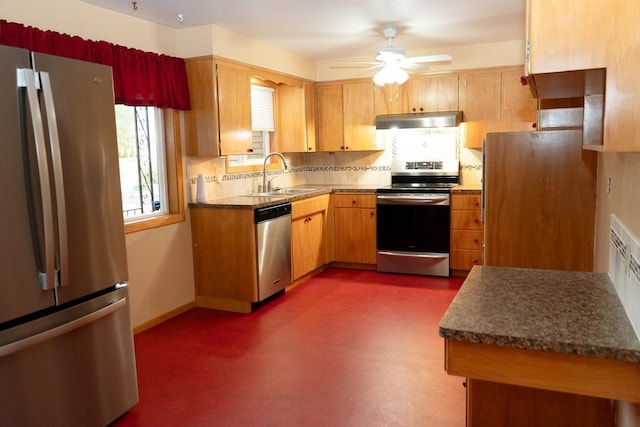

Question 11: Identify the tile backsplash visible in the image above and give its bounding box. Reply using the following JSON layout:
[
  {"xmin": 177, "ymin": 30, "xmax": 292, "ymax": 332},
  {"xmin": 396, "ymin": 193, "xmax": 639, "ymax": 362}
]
[
  {"xmin": 185, "ymin": 127, "xmax": 484, "ymax": 201},
  {"xmin": 610, "ymin": 214, "xmax": 640, "ymax": 336}
]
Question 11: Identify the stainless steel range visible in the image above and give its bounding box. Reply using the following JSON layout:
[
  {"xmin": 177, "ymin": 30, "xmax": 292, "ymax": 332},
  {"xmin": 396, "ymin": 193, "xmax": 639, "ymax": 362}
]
[{"xmin": 376, "ymin": 158, "xmax": 459, "ymax": 276}]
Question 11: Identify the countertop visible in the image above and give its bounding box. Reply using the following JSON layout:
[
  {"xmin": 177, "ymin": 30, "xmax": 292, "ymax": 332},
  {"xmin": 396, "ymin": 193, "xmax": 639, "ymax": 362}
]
[
  {"xmin": 439, "ymin": 266, "xmax": 640, "ymax": 362},
  {"xmin": 189, "ymin": 184, "xmax": 378, "ymax": 209},
  {"xmin": 451, "ymin": 184, "xmax": 482, "ymax": 193}
]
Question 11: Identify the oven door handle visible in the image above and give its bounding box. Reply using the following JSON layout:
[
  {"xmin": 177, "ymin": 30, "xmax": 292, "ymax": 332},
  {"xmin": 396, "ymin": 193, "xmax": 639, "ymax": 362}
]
[{"xmin": 376, "ymin": 195, "xmax": 449, "ymax": 206}]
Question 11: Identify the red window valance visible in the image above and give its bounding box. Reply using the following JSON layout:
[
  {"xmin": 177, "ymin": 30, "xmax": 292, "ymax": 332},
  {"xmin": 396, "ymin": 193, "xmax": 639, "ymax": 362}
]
[{"xmin": 0, "ymin": 20, "xmax": 191, "ymax": 110}]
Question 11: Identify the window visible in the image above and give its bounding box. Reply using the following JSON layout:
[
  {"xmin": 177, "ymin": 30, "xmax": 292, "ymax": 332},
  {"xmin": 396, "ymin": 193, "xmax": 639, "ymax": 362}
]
[
  {"xmin": 115, "ymin": 105, "xmax": 166, "ymax": 220},
  {"xmin": 115, "ymin": 106, "xmax": 185, "ymax": 233},
  {"xmin": 227, "ymin": 84, "xmax": 275, "ymax": 167}
]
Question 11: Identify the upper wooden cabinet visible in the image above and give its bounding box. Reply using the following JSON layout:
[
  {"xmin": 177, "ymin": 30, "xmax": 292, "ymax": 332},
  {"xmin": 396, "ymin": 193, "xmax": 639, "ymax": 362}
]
[
  {"xmin": 373, "ymin": 74, "xmax": 459, "ymax": 115},
  {"xmin": 216, "ymin": 61, "xmax": 253, "ymax": 155},
  {"xmin": 526, "ymin": 0, "xmax": 608, "ymax": 76},
  {"xmin": 526, "ymin": 0, "xmax": 640, "ymax": 152},
  {"xmin": 317, "ymin": 84, "xmax": 344, "ymax": 151},
  {"xmin": 184, "ymin": 57, "xmax": 219, "ymax": 157},
  {"xmin": 407, "ymin": 75, "xmax": 459, "ymax": 113},
  {"xmin": 184, "ymin": 58, "xmax": 253, "ymax": 156},
  {"xmin": 276, "ymin": 82, "xmax": 317, "ymax": 153},
  {"xmin": 460, "ymin": 67, "xmax": 537, "ymax": 148},
  {"xmin": 459, "ymin": 70, "xmax": 502, "ymax": 149},
  {"xmin": 500, "ymin": 69, "xmax": 538, "ymax": 132},
  {"xmin": 317, "ymin": 81, "xmax": 380, "ymax": 151}
]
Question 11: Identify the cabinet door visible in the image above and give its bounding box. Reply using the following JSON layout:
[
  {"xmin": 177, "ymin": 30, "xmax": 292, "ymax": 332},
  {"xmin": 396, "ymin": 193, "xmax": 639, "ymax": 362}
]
[
  {"xmin": 276, "ymin": 82, "xmax": 317, "ymax": 153},
  {"xmin": 190, "ymin": 208, "xmax": 257, "ymax": 302},
  {"xmin": 408, "ymin": 75, "xmax": 459, "ymax": 113},
  {"xmin": 334, "ymin": 207, "xmax": 377, "ymax": 264},
  {"xmin": 343, "ymin": 82, "xmax": 376, "ymax": 150},
  {"xmin": 216, "ymin": 61, "xmax": 253, "ymax": 155},
  {"xmin": 526, "ymin": 0, "xmax": 609, "ymax": 75},
  {"xmin": 501, "ymin": 70, "xmax": 537, "ymax": 132},
  {"xmin": 276, "ymin": 84, "xmax": 306, "ymax": 153},
  {"xmin": 317, "ymin": 84, "xmax": 344, "ymax": 151},
  {"xmin": 292, "ymin": 211, "xmax": 325, "ymax": 280},
  {"xmin": 459, "ymin": 71, "xmax": 502, "ymax": 149},
  {"xmin": 374, "ymin": 83, "xmax": 407, "ymax": 115},
  {"xmin": 184, "ymin": 58, "xmax": 219, "ymax": 156},
  {"xmin": 304, "ymin": 83, "xmax": 317, "ymax": 152}
]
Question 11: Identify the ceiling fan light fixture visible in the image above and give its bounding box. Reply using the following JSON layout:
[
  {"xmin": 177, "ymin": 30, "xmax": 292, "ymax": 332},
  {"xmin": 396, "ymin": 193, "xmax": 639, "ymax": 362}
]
[{"xmin": 373, "ymin": 65, "xmax": 409, "ymax": 86}]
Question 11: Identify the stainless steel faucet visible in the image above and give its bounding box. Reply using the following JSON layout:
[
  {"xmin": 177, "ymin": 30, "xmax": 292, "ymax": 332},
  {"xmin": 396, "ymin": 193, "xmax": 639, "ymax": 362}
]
[{"xmin": 262, "ymin": 152, "xmax": 288, "ymax": 192}]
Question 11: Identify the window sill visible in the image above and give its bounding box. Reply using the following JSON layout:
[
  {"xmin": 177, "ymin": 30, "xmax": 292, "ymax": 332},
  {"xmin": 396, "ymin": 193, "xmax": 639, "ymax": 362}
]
[{"xmin": 125, "ymin": 212, "xmax": 185, "ymax": 234}]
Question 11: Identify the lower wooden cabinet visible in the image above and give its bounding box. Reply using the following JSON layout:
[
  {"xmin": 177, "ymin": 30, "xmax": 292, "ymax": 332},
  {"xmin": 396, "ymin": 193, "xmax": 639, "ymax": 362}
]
[
  {"xmin": 190, "ymin": 207, "xmax": 258, "ymax": 312},
  {"xmin": 466, "ymin": 379, "xmax": 614, "ymax": 427},
  {"xmin": 450, "ymin": 192, "xmax": 484, "ymax": 273},
  {"xmin": 291, "ymin": 195, "xmax": 330, "ymax": 280},
  {"xmin": 333, "ymin": 193, "xmax": 377, "ymax": 265}
]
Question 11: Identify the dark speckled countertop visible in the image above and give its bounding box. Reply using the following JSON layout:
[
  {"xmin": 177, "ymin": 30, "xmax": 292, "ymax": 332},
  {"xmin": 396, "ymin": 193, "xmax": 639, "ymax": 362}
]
[
  {"xmin": 188, "ymin": 184, "xmax": 377, "ymax": 209},
  {"xmin": 439, "ymin": 266, "xmax": 640, "ymax": 362}
]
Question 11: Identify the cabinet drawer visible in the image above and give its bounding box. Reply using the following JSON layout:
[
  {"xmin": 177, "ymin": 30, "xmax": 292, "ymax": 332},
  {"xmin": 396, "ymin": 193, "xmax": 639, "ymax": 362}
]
[
  {"xmin": 451, "ymin": 194, "xmax": 481, "ymax": 210},
  {"xmin": 291, "ymin": 194, "xmax": 330, "ymax": 219},
  {"xmin": 451, "ymin": 230, "xmax": 484, "ymax": 250},
  {"xmin": 332, "ymin": 193, "xmax": 376, "ymax": 208},
  {"xmin": 451, "ymin": 211, "xmax": 483, "ymax": 230},
  {"xmin": 451, "ymin": 249, "xmax": 483, "ymax": 271}
]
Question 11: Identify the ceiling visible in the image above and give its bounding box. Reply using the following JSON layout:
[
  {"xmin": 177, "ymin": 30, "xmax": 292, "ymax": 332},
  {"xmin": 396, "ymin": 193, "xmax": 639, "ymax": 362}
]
[{"xmin": 81, "ymin": 0, "xmax": 525, "ymax": 61}]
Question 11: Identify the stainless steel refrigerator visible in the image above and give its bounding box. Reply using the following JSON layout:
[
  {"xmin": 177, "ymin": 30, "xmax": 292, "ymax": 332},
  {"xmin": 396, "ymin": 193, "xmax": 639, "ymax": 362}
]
[
  {"xmin": 483, "ymin": 130, "xmax": 598, "ymax": 272},
  {"xmin": 0, "ymin": 45, "xmax": 138, "ymax": 426}
]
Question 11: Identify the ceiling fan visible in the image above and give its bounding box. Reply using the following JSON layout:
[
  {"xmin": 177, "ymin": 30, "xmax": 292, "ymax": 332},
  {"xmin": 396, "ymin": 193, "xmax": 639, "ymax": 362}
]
[{"xmin": 332, "ymin": 28, "xmax": 452, "ymax": 86}]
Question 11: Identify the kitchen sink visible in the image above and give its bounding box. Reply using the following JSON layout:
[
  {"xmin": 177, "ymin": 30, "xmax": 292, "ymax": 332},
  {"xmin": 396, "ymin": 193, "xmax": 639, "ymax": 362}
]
[
  {"xmin": 241, "ymin": 188, "xmax": 318, "ymax": 198},
  {"xmin": 269, "ymin": 188, "xmax": 317, "ymax": 195}
]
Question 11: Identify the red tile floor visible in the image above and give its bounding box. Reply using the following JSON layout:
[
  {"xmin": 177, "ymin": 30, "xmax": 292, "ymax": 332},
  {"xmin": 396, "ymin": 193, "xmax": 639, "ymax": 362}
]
[{"xmin": 112, "ymin": 268, "xmax": 466, "ymax": 426}]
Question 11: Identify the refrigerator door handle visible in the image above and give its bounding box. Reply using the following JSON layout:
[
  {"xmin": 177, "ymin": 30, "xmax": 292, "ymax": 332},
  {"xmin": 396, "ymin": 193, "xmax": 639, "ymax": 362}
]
[
  {"xmin": 0, "ymin": 297, "xmax": 127, "ymax": 358},
  {"xmin": 18, "ymin": 68, "xmax": 56, "ymax": 291},
  {"xmin": 39, "ymin": 72, "xmax": 69, "ymax": 288}
]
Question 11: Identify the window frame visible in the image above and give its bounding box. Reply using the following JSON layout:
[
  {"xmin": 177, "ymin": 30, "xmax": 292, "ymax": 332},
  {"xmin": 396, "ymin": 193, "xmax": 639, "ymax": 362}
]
[{"xmin": 124, "ymin": 109, "xmax": 185, "ymax": 234}]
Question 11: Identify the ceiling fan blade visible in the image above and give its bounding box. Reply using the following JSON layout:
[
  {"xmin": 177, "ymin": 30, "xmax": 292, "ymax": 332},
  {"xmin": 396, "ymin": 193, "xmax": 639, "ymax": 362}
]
[
  {"xmin": 330, "ymin": 61, "xmax": 383, "ymax": 69},
  {"xmin": 402, "ymin": 54, "xmax": 453, "ymax": 64},
  {"xmin": 399, "ymin": 63, "xmax": 428, "ymax": 71}
]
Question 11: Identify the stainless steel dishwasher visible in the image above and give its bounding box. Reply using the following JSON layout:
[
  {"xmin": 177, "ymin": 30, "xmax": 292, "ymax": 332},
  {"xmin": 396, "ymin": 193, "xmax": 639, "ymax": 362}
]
[{"xmin": 254, "ymin": 202, "xmax": 292, "ymax": 301}]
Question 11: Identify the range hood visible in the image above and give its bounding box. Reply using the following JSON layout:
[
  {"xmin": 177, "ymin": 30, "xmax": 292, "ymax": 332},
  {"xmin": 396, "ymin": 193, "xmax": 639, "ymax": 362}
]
[{"xmin": 375, "ymin": 111, "xmax": 463, "ymax": 129}]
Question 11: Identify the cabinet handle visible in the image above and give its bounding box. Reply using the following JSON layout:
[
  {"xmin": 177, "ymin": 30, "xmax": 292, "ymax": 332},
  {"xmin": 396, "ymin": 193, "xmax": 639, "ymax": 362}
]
[
  {"xmin": 344, "ymin": 146, "xmax": 349, "ymax": 150},
  {"xmin": 370, "ymin": 211, "xmax": 374, "ymax": 217},
  {"xmin": 247, "ymin": 148, "xmax": 254, "ymax": 153},
  {"xmin": 351, "ymin": 200, "xmax": 356, "ymax": 205}
]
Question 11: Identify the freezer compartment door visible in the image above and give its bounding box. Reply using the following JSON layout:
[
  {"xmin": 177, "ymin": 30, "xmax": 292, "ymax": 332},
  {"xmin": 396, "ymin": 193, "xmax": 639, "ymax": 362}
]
[{"xmin": 0, "ymin": 285, "xmax": 138, "ymax": 426}]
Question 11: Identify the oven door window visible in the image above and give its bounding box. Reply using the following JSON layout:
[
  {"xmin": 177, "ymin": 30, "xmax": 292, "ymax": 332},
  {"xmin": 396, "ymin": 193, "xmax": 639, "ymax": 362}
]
[{"xmin": 376, "ymin": 204, "xmax": 450, "ymax": 253}]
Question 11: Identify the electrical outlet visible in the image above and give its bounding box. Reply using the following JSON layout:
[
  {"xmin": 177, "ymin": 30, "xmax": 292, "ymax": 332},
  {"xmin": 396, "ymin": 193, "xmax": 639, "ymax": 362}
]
[{"xmin": 607, "ymin": 176, "xmax": 612, "ymax": 196}]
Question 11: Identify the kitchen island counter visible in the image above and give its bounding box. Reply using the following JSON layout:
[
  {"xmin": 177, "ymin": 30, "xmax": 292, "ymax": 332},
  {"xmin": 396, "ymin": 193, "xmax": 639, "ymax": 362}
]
[
  {"xmin": 440, "ymin": 265, "xmax": 640, "ymax": 362},
  {"xmin": 439, "ymin": 265, "xmax": 640, "ymax": 406}
]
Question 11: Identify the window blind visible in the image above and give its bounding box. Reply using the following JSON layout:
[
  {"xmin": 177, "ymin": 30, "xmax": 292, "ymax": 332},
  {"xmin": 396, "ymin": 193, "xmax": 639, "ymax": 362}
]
[{"xmin": 251, "ymin": 85, "xmax": 275, "ymax": 131}]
